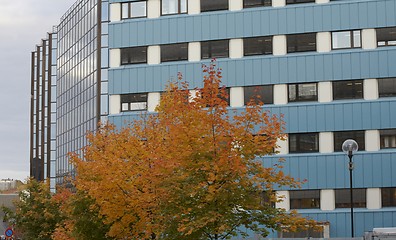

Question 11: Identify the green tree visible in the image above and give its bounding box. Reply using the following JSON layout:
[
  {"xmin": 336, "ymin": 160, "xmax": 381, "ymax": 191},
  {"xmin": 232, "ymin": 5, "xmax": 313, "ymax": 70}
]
[
  {"xmin": 52, "ymin": 189, "xmax": 111, "ymax": 240},
  {"xmin": 2, "ymin": 179, "xmax": 63, "ymax": 240}
]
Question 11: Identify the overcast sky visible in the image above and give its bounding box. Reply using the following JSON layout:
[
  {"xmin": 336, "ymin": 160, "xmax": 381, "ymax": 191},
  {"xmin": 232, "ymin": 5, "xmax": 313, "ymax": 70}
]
[{"xmin": 0, "ymin": 0, "xmax": 76, "ymax": 181}]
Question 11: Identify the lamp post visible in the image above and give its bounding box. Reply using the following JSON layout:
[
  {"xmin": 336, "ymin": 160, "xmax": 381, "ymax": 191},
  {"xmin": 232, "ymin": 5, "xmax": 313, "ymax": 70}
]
[{"xmin": 342, "ymin": 139, "xmax": 358, "ymax": 238}]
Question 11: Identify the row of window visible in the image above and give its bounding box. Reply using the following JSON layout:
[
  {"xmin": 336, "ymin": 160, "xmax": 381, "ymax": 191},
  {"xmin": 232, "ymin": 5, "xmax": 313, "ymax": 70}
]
[
  {"xmin": 121, "ymin": 0, "xmax": 328, "ymax": 19},
  {"xmin": 288, "ymin": 188, "xmax": 396, "ymax": 209},
  {"xmin": 119, "ymin": 78, "xmax": 396, "ymax": 112},
  {"xmin": 289, "ymin": 129, "xmax": 396, "ymax": 153},
  {"xmin": 120, "ymin": 27, "xmax": 396, "ymax": 65},
  {"xmin": 121, "ymin": 0, "xmax": 321, "ymax": 19}
]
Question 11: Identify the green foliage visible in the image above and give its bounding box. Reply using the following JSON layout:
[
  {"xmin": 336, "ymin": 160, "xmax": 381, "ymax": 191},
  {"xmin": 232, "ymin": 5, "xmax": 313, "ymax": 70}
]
[{"xmin": 2, "ymin": 179, "xmax": 63, "ymax": 240}]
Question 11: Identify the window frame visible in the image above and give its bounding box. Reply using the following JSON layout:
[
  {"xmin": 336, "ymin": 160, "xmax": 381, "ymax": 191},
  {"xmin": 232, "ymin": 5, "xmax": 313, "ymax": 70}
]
[
  {"xmin": 243, "ymin": 0, "xmax": 272, "ymax": 8},
  {"xmin": 288, "ymin": 82, "xmax": 318, "ymax": 102},
  {"xmin": 120, "ymin": 46, "xmax": 148, "ymax": 65},
  {"xmin": 120, "ymin": 93, "xmax": 148, "ymax": 112},
  {"xmin": 243, "ymin": 36, "xmax": 273, "ymax": 56},
  {"xmin": 289, "ymin": 190, "xmax": 320, "ymax": 209},
  {"xmin": 382, "ymin": 188, "xmax": 396, "ymax": 207},
  {"xmin": 121, "ymin": 1, "xmax": 147, "ymax": 19},
  {"xmin": 335, "ymin": 188, "xmax": 366, "ymax": 208},
  {"xmin": 161, "ymin": 0, "xmax": 188, "ymax": 16},
  {"xmin": 331, "ymin": 30, "xmax": 362, "ymax": 50},
  {"xmin": 333, "ymin": 130, "xmax": 365, "ymax": 152},
  {"xmin": 376, "ymin": 27, "xmax": 396, "ymax": 47},
  {"xmin": 378, "ymin": 78, "xmax": 396, "ymax": 98},
  {"xmin": 200, "ymin": 0, "xmax": 229, "ymax": 12},
  {"xmin": 287, "ymin": 33, "xmax": 317, "ymax": 53},
  {"xmin": 201, "ymin": 40, "xmax": 229, "ymax": 60},
  {"xmin": 288, "ymin": 132, "xmax": 319, "ymax": 153},
  {"xmin": 380, "ymin": 129, "xmax": 396, "ymax": 149},
  {"xmin": 332, "ymin": 80, "xmax": 364, "ymax": 100},
  {"xmin": 160, "ymin": 43, "xmax": 188, "ymax": 62},
  {"xmin": 286, "ymin": 0, "xmax": 315, "ymax": 5},
  {"xmin": 243, "ymin": 85, "xmax": 273, "ymax": 105}
]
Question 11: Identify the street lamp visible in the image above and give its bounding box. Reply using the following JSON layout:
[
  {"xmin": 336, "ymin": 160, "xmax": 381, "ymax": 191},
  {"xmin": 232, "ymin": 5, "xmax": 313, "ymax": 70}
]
[{"xmin": 342, "ymin": 139, "xmax": 358, "ymax": 238}]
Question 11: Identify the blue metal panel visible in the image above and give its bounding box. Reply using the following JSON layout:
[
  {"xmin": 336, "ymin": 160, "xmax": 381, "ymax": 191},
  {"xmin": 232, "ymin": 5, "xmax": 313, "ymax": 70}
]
[
  {"xmin": 304, "ymin": 6, "xmax": 314, "ymax": 32},
  {"xmin": 340, "ymin": 4, "xmax": 350, "ymax": 30},
  {"xmin": 377, "ymin": 0, "xmax": 388, "ymax": 27},
  {"xmin": 110, "ymin": 48, "xmax": 396, "ymax": 90},
  {"xmin": 350, "ymin": 53, "xmax": 361, "ymax": 79},
  {"xmin": 349, "ymin": 3, "xmax": 359, "ymax": 28},
  {"xmin": 297, "ymin": 105, "xmax": 308, "ymax": 132},
  {"xmin": 386, "ymin": 0, "xmax": 396, "ymax": 26},
  {"xmin": 294, "ymin": 7, "xmax": 305, "ymax": 33},
  {"xmin": 109, "ymin": 0, "xmax": 396, "ymax": 48},
  {"xmin": 265, "ymin": 151, "xmax": 396, "ymax": 189},
  {"xmin": 278, "ymin": 9, "xmax": 287, "ymax": 33}
]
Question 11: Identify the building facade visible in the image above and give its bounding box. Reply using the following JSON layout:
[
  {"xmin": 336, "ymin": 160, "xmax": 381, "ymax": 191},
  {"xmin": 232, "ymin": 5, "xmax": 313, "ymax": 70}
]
[{"xmin": 30, "ymin": 0, "xmax": 396, "ymax": 237}]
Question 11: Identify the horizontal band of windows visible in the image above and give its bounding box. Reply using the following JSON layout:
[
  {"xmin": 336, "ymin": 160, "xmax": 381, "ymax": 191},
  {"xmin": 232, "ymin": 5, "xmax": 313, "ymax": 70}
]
[{"xmin": 115, "ymin": 28, "xmax": 396, "ymax": 65}]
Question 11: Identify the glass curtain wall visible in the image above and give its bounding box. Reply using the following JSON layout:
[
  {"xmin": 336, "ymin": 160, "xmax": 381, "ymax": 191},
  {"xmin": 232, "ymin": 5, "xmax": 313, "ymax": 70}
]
[{"xmin": 56, "ymin": 0, "xmax": 102, "ymax": 184}]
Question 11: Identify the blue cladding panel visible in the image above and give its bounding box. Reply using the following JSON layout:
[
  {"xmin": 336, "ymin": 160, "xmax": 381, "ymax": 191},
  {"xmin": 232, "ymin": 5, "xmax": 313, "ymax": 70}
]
[
  {"xmin": 262, "ymin": 209, "xmax": 396, "ymax": 238},
  {"xmin": 263, "ymin": 152, "xmax": 396, "ymax": 190},
  {"xmin": 109, "ymin": 0, "xmax": 396, "ymax": 48},
  {"xmin": 109, "ymin": 48, "xmax": 396, "ymax": 94}
]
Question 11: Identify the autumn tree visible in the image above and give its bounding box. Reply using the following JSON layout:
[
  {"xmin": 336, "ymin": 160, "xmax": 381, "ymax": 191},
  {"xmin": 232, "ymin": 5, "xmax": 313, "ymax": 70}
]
[{"xmin": 72, "ymin": 61, "xmax": 317, "ymax": 239}]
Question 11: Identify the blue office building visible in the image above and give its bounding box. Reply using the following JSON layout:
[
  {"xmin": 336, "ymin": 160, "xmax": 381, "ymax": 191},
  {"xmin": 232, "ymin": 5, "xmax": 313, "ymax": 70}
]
[{"xmin": 30, "ymin": 0, "xmax": 396, "ymax": 237}]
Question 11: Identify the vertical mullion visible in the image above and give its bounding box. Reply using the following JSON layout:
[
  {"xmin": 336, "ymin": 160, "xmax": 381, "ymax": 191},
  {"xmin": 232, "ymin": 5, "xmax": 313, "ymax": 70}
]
[
  {"xmin": 35, "ymin": 46, "xmax": 40, "ymax": 181},
  {"xmin": 40, "ymin": 39, "xmax": 47, "ymax": 181},
  {"xmin": 30, "ymin": 52, "xmax": 35, "ymax": 178}
]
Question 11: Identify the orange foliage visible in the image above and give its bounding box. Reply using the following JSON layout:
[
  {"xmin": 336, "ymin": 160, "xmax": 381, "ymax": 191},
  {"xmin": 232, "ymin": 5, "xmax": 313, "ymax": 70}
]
[{"xmin": 71, "ymin": 60, "xmax": 317, "ymax": 239}]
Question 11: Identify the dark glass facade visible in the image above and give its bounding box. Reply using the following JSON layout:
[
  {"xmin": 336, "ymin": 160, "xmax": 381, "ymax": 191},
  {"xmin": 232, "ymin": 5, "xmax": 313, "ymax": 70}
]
[{"xmin": 31, "ymin": 33, "xmax": 57, "ymax": 191}]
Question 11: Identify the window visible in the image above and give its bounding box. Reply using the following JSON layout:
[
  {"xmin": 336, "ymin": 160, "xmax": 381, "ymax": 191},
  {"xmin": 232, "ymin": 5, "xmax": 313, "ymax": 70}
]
[
  {"xmin": 333, "ymin": 131, "xmax": 365, "ymax": 152},
  {"xmin": 121, "ymin": 1, "xmax": 147, "ymax": 19},
  {"xmin": 335, "ymin": 188, "xmax": 366, "ymax": 208},
  {"xmin": 380, "ymin": 129, "xmax": 396, "ymax": 149},
  {"xmin": 287, "ymin": 33, "xmax": 316, "ymax": 53},
  {"xmin": 201, "ymin": 0, "xmax": 228, "ymax": 12},
  {"xmin": 121, "ymin": 93, "xmax": 148, "ymax": 111},
  {"xmin": 244, "ymin": 36, "xmax": 272, "ymax": 56},
  {"xmin": 290, "ymin": 190, "xmax": 320, "ymax": 209},
  {"xmin": 378, "ymin": 78, "xmax": 396, "ymax": 97},
  {"xmin": 332, "ymin": 30, "xmax": 361, "ymax": 49},
  {"xmin": 201, "ymin": 40, "xmax": 229, "ymax": 59},
  {"xmin": 382, "ymin": 188, "xmax": 396, "ymax": 207},
  {"xmin": 244, "ymin": 85, "xmax": 273, "ymax": 105},
  {"xmin": 377, "ymin": 27, "xmax": 396, "ymax": 47},
  {"xmin": 332, "ymin": 80, "xmax": 363, "ymax": 100},
  {"xmin": 288, "ymin": 83, "xmax": 317, "ymax": 102},
  {"xmin": 121, "ymin": 46, "xmax": 147, "ymax": 65},
  {"xmin": 243, "ymin": 0, "xmax": 272, "ymax": 8},
  {"xmin": 161, "ymin": 0, "xmax": 187, "ymax": 15},
  {"xmin": 289, "ymin": 133, "xmax": 319, "ymax": 153},
  {"xmin": 286, "ymin": 0, "xmax": 315, "ymax": 4},
  {"xmin": 260, "ymin": 191, "xmax": 276, "ymax": 208},
  {"xmin": 279, "ymin": 228, "xmax": 324, "ymax": 238},
  {"xmin": 161, "ymin": 43, "xmax": 188, "ymax": 62}
]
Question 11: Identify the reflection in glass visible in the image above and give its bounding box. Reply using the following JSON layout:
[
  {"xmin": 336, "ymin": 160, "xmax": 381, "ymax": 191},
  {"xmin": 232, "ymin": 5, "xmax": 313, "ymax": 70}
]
[
  {"xmin": 131, "ymin": 1, "xmax": 147, "ymax": 18},
  {"xmin": 335, "ymin": 189, "xmax": 366, "ymax": 208},
  {"xmin": 332, "ymin": 30, "xmax": 361, "ymax": 49},
  {"xmin": 288, "ymin": 83, "xmax": 317, "ymax": 102},
  {"xmin": 162, "ymin": 0, "xmax": 187, "ymax": 15},
  {"xmin": 201, "ymin": 40, "xmax": 229, "ymax": 59},
  {"xmin": 378, "ymin": 78, "xmax": 396, "ymax": 97},
  {"xmin": 289, "ymin": 133, "xmax": 319, "ymax": 153}
]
